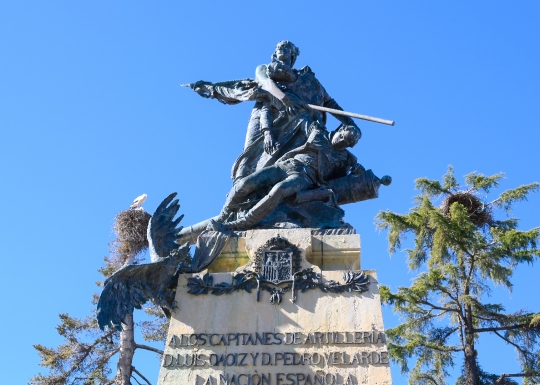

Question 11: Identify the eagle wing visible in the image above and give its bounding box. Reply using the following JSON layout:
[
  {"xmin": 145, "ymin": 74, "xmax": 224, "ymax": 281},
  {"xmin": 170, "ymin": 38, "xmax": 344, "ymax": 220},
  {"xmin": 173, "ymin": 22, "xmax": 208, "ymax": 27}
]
[
  {"xmin": 147, "ymin": 192, "xmax": 184, "ymax": 262},
  {"xmin": 97, "ymin": 193, "xmax": 230, "ymax": 331},
  {"xmin": 97, "ymin": 243, "xmax": 191, "ymax": 330}
]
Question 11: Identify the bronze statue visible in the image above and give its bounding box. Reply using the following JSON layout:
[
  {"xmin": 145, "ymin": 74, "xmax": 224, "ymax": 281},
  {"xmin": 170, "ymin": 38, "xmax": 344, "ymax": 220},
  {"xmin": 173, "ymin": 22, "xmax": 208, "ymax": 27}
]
[
  {"xmin": 179, "ymin": 40, "xmax": 392, "ymax": 239},
  {"xmin": 97, "ymin": 41, "xmax": 393, "ymax": 330}
]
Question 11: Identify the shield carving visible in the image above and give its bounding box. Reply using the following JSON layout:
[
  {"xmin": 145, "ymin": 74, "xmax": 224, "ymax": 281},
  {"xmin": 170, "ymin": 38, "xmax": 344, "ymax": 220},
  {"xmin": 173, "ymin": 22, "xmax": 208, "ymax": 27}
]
[
  {"xmin": 261, "ymin": 249, "xmax": 293, "ymax": 284},
  {"xmin": 254, "ymin": 236, "xmax": 302, "ymax": 285}
]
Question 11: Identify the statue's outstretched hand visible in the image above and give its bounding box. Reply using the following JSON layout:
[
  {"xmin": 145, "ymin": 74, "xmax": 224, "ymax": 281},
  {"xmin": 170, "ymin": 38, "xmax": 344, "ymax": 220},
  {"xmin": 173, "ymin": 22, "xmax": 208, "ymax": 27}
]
[{"xmin": 192, "ymin": 81, "xmax": 213, "ymax": 98}]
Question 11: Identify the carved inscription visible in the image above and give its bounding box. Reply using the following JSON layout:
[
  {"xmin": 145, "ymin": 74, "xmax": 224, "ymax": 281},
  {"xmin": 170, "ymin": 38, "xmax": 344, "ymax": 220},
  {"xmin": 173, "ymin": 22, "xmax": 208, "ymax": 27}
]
[
  {"xmin": 162, "ymin": 331, "xmax": 389, "ymax": 385},
  {"xmin": 167, "ymin": 331, "xmax": 385, "ymax": 347}
]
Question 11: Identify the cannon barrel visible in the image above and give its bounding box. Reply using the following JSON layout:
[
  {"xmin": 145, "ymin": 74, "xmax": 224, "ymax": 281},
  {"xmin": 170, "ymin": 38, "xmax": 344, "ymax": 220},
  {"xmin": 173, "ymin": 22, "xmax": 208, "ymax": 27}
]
[{"xmin": 327, "ymin": 170, "xmax": 392, "ymax": 205}]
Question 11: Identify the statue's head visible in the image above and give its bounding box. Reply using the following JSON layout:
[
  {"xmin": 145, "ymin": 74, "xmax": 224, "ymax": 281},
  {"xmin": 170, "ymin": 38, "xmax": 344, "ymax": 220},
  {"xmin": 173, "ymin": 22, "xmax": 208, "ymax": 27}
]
[
  {"xmin": 272, "ymin": 41, "xmax": 300, "ymax": 67},
  {"xmin": 332, "ymin": 124, "xmax": 362, "ymax": 150}
]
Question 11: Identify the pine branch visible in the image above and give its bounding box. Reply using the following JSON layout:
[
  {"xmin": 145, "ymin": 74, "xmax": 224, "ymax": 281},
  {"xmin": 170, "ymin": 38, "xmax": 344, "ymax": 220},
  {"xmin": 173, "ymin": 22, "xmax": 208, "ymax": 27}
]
[
  {"xmin": 492, "ymin": 331, "xmax": 530, "ymax": 362},
  {"xmin": 436, "ymin": 283, "xmax": 466, "ymax": 322},
  {"xmin": 436, "ymin": 284, "xmax": 460, "ymax": 305},
  {"xmin": 415, "ymin": 177, "xmax": 450, "ymax": 196},
  {"xmin": 474, "ymin": 324, "xmax": 530, "ymax": 333},
  {"xmin": 489, "ymin": 183, "xmax": 540, "ymax": 212},
  {"xmin": 101, "ymin": 348, "xmax": 120, "ymax": 364},
  {"xmin": 464, "ymin": 171, "xmax": 503, "ymax": 193},
  {"xmin": 414, "ymin": 373, "xmax": 442, "ymax": 385},
  {"xmin": 442, "ymin": 166, "xmax": 459, "ymax": 192},
  {"xmin": 413, "ymin": 309, "xmax": 447, "ymax": 325},
  {"xmin": 417, "ymin": 298, "xmax": 460, "ymax": 313},
  {"xmin": 412, "ymin": 341, "xmax": 463, "ymax": 353},
  {"xmin": 440, "ymin": 326, "xmax": 460, "ymax": 344},
  {"xmin": 63, "ymin": 329, "xmax": 116, "ymax": 379},
  {"xmin": 472, "ymin": 308, "xmax": 540, "ymax": 334},
  {"xmin": 473, "ymin": 314, "xmax": 505, "ymax": 321},
  {"xmin": 135, "ymin": 344, "xmax": 164, "ymax": 355}
]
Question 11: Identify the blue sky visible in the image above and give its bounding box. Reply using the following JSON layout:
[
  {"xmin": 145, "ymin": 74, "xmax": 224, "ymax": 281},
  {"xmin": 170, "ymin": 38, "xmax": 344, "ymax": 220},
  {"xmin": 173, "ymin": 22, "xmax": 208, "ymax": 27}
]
[{"xmin": 1, "ymin": 2, "xmax": 539, "ymax": 384}]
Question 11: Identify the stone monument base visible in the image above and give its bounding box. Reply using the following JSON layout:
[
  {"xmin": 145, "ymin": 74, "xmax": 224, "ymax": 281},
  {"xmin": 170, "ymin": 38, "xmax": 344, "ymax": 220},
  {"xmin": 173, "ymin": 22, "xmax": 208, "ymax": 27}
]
[{"xmin": 158, "ymin": 229, "xmax": 392, "ymax": 385}]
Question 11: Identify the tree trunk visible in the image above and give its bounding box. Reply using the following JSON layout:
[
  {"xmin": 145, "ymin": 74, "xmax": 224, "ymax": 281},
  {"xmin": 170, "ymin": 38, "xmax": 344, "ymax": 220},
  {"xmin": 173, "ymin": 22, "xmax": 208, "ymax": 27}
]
[
  {"xmin": 464, "ymin": 344, "xmax": 479, "ymax": 385},
  {"xmin": 464, "ymin": 302, "xmax": 479, "ymax": 385},
  {"xmin": 115, "ymin": 313, "xmax": 135, "ymax": 385}
]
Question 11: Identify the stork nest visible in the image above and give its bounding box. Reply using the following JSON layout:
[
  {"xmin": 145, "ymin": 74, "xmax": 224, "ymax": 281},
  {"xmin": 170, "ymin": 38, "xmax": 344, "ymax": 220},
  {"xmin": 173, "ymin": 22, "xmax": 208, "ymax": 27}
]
[
  {"xmin": 112, "ymin": 209, "xmax": 152, "ymax": 258},
  {"xmin": 440, "ymin": 191, "xmax": 493, "ymax": 227}
]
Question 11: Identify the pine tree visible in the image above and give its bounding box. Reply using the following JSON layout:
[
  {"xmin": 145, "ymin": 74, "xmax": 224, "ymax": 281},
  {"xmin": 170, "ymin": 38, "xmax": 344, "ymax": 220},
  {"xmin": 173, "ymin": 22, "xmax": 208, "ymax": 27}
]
[
  {"xmin": 376, "ymin": 167, "xmax": 540, "ymax": 385},
  {"xmin": 31, "ymin": 210, "xmax": 167, "ymax": 385}
]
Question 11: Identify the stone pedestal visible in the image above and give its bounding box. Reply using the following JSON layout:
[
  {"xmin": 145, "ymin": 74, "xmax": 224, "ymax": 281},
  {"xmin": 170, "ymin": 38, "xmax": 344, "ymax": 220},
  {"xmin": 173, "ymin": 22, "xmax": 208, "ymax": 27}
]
[{"xmin": 158, "ymin": 229, "xmax": 392, "ymax": 385}]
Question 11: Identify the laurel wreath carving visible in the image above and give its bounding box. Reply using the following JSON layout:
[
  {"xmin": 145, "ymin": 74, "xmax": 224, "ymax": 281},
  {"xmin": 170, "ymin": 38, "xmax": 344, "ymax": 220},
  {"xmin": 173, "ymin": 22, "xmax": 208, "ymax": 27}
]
[{"xmin": 187, "ymin": 268, "xmax": 370, "ymax": 304}]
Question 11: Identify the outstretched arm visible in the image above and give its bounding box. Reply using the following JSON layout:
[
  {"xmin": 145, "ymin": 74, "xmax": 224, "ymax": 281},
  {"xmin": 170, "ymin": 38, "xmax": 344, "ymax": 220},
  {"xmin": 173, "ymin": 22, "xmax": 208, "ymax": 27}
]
[{"xmin": 189, "ymin": 79, "xmax": 262, "ymax": 105}]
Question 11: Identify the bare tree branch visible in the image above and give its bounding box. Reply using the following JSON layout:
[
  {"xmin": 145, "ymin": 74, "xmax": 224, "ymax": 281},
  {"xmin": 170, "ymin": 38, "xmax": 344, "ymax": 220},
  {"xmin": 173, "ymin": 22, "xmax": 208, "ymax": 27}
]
[
  {"xmin": 135, "ymin": 343, "xmax": 164, "ymax": 355},
  {"xmin": 472, "ymin": 314, "xmax": 506, "ymax": 321},
  {"xmin": 131, "ymin": 366, "xmax": 152, "ymax": 385},
  {"xmin": 494, "ymin": 372, "xmax": 537, "ymax": 385},
  {"xmin": 100, "ymin": 348, "xmax": 120, "ymax": 364},
  {"xmin": 493, "ymin": 331, "xmax": 531, "ymax": 363}
]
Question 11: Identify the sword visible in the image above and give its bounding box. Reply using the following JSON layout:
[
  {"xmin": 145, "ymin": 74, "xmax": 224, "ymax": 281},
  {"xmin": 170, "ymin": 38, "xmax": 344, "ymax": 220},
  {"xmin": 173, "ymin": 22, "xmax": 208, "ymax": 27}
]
[
  {"xmin": 304, "ymin": 104, "xmax": 394, "ymax": 126},
  {"xmin": 180, "ymin": 79, "xmax": 253, "ymax": 89}
]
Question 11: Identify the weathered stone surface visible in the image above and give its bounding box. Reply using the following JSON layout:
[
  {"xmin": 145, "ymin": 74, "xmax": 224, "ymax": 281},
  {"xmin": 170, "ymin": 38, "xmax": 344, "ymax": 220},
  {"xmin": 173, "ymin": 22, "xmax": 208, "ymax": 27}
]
[
  {"xmin": 158, "ymin": 230, "xmax": 391, "ymax": 385},
  {"xmin": 209, "ymin": 229, "xmax": 360, "ymax": 274},
  {"xmin": 310, "ymin": 234, "xmax": 361, "ymax": 271},
  {"xmin": 208, "ymin": 236, "xmax": 249, "ymax": 273}
]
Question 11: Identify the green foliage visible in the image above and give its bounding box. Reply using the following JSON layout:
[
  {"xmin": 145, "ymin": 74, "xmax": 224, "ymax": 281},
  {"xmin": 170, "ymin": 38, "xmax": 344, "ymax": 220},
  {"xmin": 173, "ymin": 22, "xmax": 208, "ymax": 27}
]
[
  {"xmin": 464, "ymin": 171, "xmax": 503, "ymax": 193},
  {"xmin": 31, "ymin": 315, "xmax": 118, "ymax": 385},
  {"xmin": 140, "ymin": 305, "xmax": 169, "ymax": 343},
  {"xmin": 376, "ymin": 168, "xmax": 540, "ymax": 385},
  {"xmin": 31, "ymin": 251, "xmax": 168, "ymax": 384}
]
